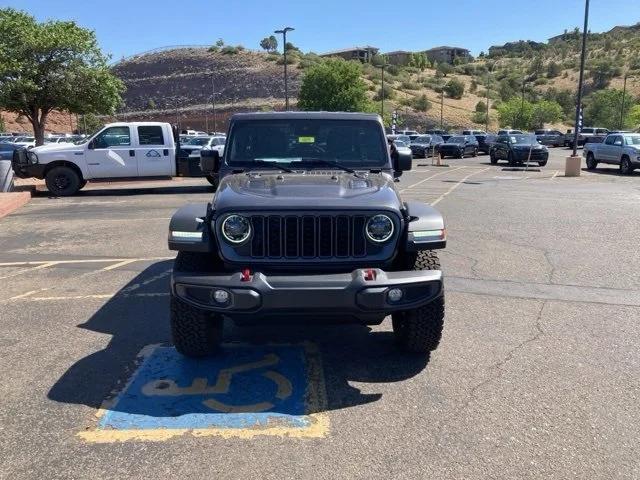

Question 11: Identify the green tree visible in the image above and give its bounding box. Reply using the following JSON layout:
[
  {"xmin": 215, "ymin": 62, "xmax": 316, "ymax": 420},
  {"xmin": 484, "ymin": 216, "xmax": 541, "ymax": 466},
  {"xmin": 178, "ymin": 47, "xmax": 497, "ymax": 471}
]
[
  {"xmin": 497, "ymin": 98, "xmax": 534, "ymax": 130},
  {"xmin": 627, "ymin": 104, "xmax": 640, "ymax": 129},
  {"xmin": 298, "ymin": 58, "xmax": 370, "ymax": 112},
  {"xmin": 259, "ymin": 35, "xmax": 278, "ymax": 52},
  {"xmin": 444, "ymin": 78, "xmax": 465, "ymax": 99},
  {"xmin": 374, "ymin": 83, "xmax": 395, "ymax": 101},
  {"xmin": 436, "ymin": 62, "xmax": 454, "ymax": 77},
  {"xmin": 0, "ymin": 114, "xmax": 5, "ymax": 132},
  {"xmin": 546, "ymin": 61, "xmax": 562, "ymax": 78},
  {"xmin": 475, "ymin": 100, "xmax": 487, "ymax": 113},
  {"xmin": 412, "ymin": 94, "xmax": 431, "ymax": 112},
  {"xmin": 543, "ymin": 88, "xmax": 575, "ymax": 118},
  {"xmin": 528, "ymin": 56, "xmax": 544, "ymax": 78},
  {"xmin": 77, "ymin": 113, "xmax": 104, "ymax": 134},
  {"xmin": 530, "ymin": 100, "xmax": 563, "ymax": 128},
  {"xmin": 584, "ymin": 88, "xmax": 636, "ymax": 130},
  {"xmin": 471, "ymin": 111, "xmax": 487, "ymax": 124},
  {"xmin": 589, "ymin": 58, "xmax": 622, "ymax": 89},
  {"xmin": 0, "ymin": 8, "xmax": 123, "ymax": 145}
]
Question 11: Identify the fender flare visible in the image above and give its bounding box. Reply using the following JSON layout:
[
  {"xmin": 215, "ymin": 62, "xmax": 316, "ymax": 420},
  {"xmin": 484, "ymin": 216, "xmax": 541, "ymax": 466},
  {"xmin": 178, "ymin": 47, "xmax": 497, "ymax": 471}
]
[
  {"xmin": 168, "ymin": 203, "xmax": 213, "ymax": 252},
  {"xmin": 404, "ymin": 201, "xmax": 446, "ymax": 251}
]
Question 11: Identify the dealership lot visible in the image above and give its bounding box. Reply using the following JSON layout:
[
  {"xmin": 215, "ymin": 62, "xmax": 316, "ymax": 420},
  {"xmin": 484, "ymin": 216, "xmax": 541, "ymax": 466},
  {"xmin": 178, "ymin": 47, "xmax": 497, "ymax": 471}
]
[{"xmin": 1, "ymin": 149, "xmax": 639, "ymax": 479}]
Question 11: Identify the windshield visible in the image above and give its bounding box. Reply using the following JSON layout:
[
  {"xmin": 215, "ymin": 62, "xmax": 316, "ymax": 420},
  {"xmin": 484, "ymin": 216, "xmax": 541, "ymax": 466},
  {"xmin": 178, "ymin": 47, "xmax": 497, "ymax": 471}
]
[
  {"xmin": 227, "ymin": 119, "xmax": 388, "ymax": 168},
  {"xmin": 624, "ymin": 135, "xmax": 640, "ymax": 146},
  {"xmin": 185, "ymin": 137, "xmax": 211, "ymax": 146},
  {"xmin": 415, "ymin": 136, "xmax": 431, "ymax": 143},
  {"xmin": 510, "ymin": 134, "xmax": 538, "ymax": 144},
  {"xmin": 394, "ymin": 140, "xmax": 407, "ymax": 147},
  {"xmin": 448, "ymin": 136, "xmax": 465, "ymax": 144}
]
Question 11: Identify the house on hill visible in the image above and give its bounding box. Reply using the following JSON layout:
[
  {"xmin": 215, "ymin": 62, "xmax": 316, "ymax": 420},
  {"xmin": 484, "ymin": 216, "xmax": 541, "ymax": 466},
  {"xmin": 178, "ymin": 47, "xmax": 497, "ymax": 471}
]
[
  {"xmin": 425, "ymin": 46, "xmax": 471, "ymax": 64},
  {"xmin": 319, "ymin": 46, "xmax": 379, "ymax": 63},
  {"xmin": 385, "ymin": 50, "xmax": 413, "ymax": 66}
]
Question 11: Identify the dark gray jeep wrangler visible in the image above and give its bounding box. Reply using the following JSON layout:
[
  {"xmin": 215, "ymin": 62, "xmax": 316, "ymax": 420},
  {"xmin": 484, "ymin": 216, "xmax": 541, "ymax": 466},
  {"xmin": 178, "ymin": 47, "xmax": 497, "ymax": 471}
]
[{"xmin": 168, "ymin": 112, "xmax": 446, "ymax": 357}]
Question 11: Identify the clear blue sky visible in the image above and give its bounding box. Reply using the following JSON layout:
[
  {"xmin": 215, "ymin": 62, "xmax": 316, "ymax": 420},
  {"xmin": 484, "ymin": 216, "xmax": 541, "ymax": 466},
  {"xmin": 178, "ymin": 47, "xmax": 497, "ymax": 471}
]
[{"xmin": 13, "ymin": 0, "xmax": 640, "ymax": 60}]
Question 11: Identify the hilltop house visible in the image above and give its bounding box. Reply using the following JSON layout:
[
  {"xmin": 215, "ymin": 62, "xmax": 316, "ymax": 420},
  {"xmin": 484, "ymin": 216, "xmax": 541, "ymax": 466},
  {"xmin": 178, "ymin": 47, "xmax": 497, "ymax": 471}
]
[
  {"xmin": 424, "ymin": 46, "xmax": 471, "ymax": 64},
  {"xmin": 319, "ymin": 46, "xmax": 379, "ymax": 63}
]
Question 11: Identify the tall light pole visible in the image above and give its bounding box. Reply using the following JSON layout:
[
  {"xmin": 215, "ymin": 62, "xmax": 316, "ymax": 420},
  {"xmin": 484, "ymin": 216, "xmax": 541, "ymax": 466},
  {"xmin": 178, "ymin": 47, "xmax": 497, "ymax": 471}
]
[
  {"xmin": 619, "ymin": 70, "xmax": 628, "ymax": 130},
  {"xmin": 211, "ymin": 76, "xmax": 222, "ymax": 133},
  {"xmin": 440, "ymin": 88, "xmax": 444, "ymax": 130},
  {"xmin": 275, "ymin": 27, "xmax": 294, "ymax": 110},
  {"xmin": 572, "ymin": 0, "xmax": 590, "ymax": 157},
  {"xmin": 375, "ymin": 63, "xmax": 391, "ymax": 119}
]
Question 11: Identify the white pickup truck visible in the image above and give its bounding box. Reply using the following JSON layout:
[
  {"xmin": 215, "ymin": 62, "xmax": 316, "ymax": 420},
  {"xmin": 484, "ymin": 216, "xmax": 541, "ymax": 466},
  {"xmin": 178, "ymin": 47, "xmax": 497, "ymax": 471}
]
[
  {"xmin": 583, "ymin": 132, "xmax": 640, "ymax": 175},
  {"xmin": 12, "ymin": 121, "xmax": 218, "ymax": 196}
]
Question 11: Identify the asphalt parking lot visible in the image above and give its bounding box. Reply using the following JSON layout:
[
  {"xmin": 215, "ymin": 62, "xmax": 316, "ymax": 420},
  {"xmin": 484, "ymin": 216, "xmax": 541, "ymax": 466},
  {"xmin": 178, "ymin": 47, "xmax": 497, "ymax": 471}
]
[{"xmin": 1, "ymin": 148, "xmax": 639, "ymax": 479}]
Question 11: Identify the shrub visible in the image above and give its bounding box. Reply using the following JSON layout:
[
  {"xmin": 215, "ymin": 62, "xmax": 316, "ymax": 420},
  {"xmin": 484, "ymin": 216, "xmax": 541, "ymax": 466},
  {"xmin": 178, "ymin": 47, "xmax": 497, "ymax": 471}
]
[
  {"xmin": 444, "ymin": 78, "xmax": 465, "ymax": 99},
  {"xmin": 374, "ymin": 84, "xmax": 395, "ymax": 101},
  {"xmin": 412, "ymin": 94, "xmax": 431, "ymax": 112},
  {"xmin": 475, "ymin": 100, "xmax": 487, "ymax": 113},
  {"xmin": 471, "ymin": 111, "xmax": 488, "ymax": 124},
  {"xmin": 400, "ymin": 80, "xmax": 420, "ymax": 90}
]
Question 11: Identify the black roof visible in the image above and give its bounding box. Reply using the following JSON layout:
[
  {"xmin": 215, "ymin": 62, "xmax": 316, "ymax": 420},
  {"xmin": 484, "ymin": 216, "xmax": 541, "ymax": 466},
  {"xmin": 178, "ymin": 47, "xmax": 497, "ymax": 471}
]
[{"xmin": 230, "ymin": 111, "xmax": 381, "ymax": 122}]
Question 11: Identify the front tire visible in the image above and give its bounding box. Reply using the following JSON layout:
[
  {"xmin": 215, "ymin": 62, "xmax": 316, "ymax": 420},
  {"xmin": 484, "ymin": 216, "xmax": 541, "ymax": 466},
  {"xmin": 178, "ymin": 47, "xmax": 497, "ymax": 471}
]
[
  {"xmin": 586, "ymin": 153, "xmax": 598, "ymax": 170},
  {"xmin": 538, "ymin": 160, "xmax": 547, "ymax": 167},
  {"xmin": 489, "ymin": 150, "xmax": 498, "ymax": 164},
  {"xmin": 620, "ymin": 156, "xmax": 633, "ymax": 175},
  {"xmin": 392, "ymin": 250, "xmax": 445, "ymax": 353},
  {"xmin": 45, "ymin": 166, "xmax": 81, "ymax": 196},
  {"xmin": 170, "ymin": 252, "xmax": 223, "ymax": 357}
]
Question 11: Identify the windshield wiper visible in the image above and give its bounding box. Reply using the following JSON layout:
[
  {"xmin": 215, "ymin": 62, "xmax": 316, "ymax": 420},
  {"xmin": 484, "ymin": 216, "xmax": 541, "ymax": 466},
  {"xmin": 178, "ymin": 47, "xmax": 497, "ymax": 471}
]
[
  {"xmin": 297, "ymin": 158, "xmax": 361, "ymax": 175},
  {"xmin": 252, "ymin": 160, "xmax": 296, "ymax": 173}
]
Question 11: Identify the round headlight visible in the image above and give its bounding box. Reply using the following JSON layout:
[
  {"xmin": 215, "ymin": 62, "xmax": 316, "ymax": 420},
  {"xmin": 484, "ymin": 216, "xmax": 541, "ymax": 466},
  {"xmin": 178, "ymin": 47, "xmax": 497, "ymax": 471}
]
[
  {"xmin": 221, "ymin": 215, "xmax": 251, "ymax": 244},
  {"xmin": 366, "ymin": 214, "xmax": 394, "ymax": 243}
]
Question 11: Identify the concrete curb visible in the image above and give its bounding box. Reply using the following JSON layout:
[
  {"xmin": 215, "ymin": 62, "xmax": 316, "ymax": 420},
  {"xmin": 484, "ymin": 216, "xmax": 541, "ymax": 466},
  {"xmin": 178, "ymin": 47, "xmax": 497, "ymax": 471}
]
[{"xmin": 0, "ymin": 192, "xmax": 31, "ymax": 219}]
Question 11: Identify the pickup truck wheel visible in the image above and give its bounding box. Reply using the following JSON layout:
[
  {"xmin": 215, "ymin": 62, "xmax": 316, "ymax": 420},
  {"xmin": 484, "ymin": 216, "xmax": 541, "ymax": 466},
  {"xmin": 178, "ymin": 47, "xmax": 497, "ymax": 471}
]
[
  {"xmin": 586, "ymin": 153, "xmax": 598, "ymax": 170},
  {"xmin": 45, "ymin": 166, "xmax": 81, "ymax": 196},
  {"xmin": 170, "ymin": 251, "xmax": 223, "ymax": 357},
  {"xmin": 206, "ymin": 174, "xmax": 219, "ymax": 189},
  {"xmin": 620, "ymin": 156, "xmax": 633, "ymax": 175},
  {"xmin": 392, "ymin": 250, "xmax": 445, "ymax": 353}
]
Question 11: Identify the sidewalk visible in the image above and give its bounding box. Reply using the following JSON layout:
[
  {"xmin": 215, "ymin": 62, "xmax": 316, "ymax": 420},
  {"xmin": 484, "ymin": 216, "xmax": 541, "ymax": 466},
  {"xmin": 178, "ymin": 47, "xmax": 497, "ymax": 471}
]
[{"xmin": 0, "ymin": 192, "xmax": 31, "ymax": 218}]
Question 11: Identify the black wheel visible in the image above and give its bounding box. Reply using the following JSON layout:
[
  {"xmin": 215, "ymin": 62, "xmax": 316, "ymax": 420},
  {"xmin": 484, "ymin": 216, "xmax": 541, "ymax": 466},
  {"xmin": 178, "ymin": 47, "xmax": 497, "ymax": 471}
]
[
  {"xmin": 170, "ymin": 252, "xmax": 224, "ymax": 357},
  {"xmin": 507, "ymin": 152, "xmax": 516, "ymax": 166},
  {"xmin": 392, "ymin": 250, "xmax": 445, "ymax": 353},
  {"xmin": 457, "ymin": 150, "xmax": 464, "ymax": 159},
  {"xmin": 79, "ymin": 180, "xmax": 87, "ymax": 190},
  {"xmin": 45, "ymin": 166, "xmax": 81, "ymax": 196},
  {"xmin": 620, "ymin": 156, "xmax": 633, "ymax": 175},
  {"xmin": 489, "ymin": 150, "xmax": 498, "ymax": 164},
  {"xmin": 586, "ymin": 153, "xmax": 598, "ymax": 170},
  {"xmin": 472, "ymin": 148, "xmax": 478, "ymax": 157},
  {"xmin": 538, "ymin": 160, "xmax": 547, "ymax": 167},
  {"xmin": 206, "ymin": 174, "xmax": 219, "ymax": 189}
]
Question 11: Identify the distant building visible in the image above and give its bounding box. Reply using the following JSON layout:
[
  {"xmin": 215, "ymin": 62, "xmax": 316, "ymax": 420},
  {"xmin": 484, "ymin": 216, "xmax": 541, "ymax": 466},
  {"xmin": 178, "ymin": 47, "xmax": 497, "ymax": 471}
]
[
  {"xmin": 319, "ymin": 46, "xmax": 379, "ymax": 63},
  {"xmin": 424, "ymin": 46, "xmax": 471, "ymax": 65},
  {"xmin": 385, "ymin": 50, "xmax": 413, "ymax": 66}
]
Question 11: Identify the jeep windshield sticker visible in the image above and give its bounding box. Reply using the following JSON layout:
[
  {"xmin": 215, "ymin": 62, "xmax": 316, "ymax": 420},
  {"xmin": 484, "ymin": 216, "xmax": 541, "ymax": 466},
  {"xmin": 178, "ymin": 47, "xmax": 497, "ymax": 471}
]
[{"xmin": 298, "ymin": 136, "xmax": 315, "ymax": 144}]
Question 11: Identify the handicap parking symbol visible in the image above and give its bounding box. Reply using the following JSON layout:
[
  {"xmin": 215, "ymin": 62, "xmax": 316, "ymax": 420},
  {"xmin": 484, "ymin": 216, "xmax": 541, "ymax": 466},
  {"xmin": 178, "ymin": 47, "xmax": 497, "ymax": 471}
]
[{"xmin": 80, "ymin": 343, "xmax": 328, "ymax": 442}]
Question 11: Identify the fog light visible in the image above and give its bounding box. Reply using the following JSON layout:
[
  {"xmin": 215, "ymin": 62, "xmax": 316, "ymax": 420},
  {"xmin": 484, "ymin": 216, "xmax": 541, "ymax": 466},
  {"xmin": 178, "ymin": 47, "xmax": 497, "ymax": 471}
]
[
  {"xmin": 212, "ymin": 289, "xmax": 230, "ymax": 304},
  {"xmin": 387, "ymin": 288, "xmax": 403, "ymax": 303}
]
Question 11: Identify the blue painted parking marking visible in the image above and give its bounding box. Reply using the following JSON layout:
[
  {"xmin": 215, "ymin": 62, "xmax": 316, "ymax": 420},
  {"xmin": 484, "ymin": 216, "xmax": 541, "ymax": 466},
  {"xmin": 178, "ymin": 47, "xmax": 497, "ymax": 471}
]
[{"xmin": 79, "ymin": 343, "xmax": 329, "ymax": 442}]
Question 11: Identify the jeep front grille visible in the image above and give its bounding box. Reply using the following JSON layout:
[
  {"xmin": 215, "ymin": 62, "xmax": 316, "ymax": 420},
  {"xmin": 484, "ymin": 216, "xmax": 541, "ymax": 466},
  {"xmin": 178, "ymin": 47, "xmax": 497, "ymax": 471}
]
[{"xmin": 249, "ymin": 214, "xmax": 369, "ymax": 259}]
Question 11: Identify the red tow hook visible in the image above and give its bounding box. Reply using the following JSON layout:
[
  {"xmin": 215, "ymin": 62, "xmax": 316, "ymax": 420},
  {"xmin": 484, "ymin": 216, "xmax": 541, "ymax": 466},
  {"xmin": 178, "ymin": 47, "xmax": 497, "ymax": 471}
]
[
  {"xmin": 364, "ymin": 268, "xmax": 377, "ymax": 281},
  {"xmin": 241, "ymin": 268, "xmax": 252, "ymax": 282}
]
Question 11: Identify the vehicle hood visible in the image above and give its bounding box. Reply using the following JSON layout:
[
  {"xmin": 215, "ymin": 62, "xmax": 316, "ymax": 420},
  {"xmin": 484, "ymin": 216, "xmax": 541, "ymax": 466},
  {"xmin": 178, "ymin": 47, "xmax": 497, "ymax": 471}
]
[
  {"xmin": 31, "ymin": 143, "xmax": 83, "ymax": 154},
  {"xmin": 513, "ymin": 144, "xmax": 545, "ymax": 149},
  {"xmin": 213, "ymin": 172, "xmax": 402, "ymax": 212},
  {"xmin": 441, "ymin": 142, "xmax": 464, "ymax": 147}
]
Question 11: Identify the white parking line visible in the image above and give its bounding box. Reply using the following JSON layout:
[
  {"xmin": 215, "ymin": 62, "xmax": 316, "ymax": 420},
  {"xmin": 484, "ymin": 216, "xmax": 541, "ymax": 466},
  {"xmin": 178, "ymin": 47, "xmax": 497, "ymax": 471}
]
[
  {"xmin": 0, "ymin": 257, "xmax": 173, "ymax": 267},
  {"xmin": 431, "ymin": 168, "xmax": 490, "ymax": 206},
  {"xmin": 0, "ymin": 261, "xmax": 59, "ymax": 280},
  {"xmin": 551, "ymin": 170, "xmax": 560, "ymax": 180},
  {"xmin": 399, "ymin": 166, "xmax": 465, "ymax": 193},
  {"xmin": 102, "ymin": 259, "xmax": 138, "ymax": 271}
]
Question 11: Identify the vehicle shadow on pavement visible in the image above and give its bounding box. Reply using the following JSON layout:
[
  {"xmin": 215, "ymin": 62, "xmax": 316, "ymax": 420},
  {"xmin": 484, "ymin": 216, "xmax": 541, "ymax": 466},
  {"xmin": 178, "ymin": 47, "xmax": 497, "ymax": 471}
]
[
  {"xmin": 47, "ymin": 261, "xmax": 430, "ymax": 417},
  {"xmin": 581, "ymin": 167, "xmax": 640, "ymax": 176},
  {"xmin": 33, "ymin": 184, "xmax": 214, "ymax": 198}
]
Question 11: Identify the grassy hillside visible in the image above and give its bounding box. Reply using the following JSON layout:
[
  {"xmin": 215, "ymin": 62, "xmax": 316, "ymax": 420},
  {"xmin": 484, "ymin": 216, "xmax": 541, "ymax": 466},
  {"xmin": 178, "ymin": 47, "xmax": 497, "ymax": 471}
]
[{"xmin": 110, "ymin": 23, "xmax": 640, "ymax": 132}]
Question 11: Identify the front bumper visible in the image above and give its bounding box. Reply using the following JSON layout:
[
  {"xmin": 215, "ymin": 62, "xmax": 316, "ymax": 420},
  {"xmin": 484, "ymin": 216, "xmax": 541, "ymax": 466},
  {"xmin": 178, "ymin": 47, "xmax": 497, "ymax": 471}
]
[
  {"xmin": 172, "ymin": 267, "xmax": 443, "ymax": 321},
  {"xmin": 11, "ymin": 148, "xmax": 45, "ymax": 179},
  {"xmin": 439, "ymin": 147, "xmax": 463, "ymax": 157},
  {"xmin": 512, "ymin": 149, "xmax": 549, "ymax": 161}
]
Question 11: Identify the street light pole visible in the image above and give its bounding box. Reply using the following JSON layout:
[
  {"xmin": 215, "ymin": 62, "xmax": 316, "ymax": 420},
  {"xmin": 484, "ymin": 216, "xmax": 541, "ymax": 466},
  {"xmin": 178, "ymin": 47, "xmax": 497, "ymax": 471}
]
[
  {"xmin": 440, "ymin": 89, "xmax": 444, "ymax": 130},
  {"xmin": 572, "ymin": 0, "xmax": 590, "ymax": 157},
  {"xmin": 619, "ymin": 70, "xmax": 628, "ymax": 130},
  {"xmin": 375, "ymin": 64, "xmax": 390, "ymax": 119},
  {"xmin": 275, "ymin": 27, "xmax": 295, "ymax": 110}
]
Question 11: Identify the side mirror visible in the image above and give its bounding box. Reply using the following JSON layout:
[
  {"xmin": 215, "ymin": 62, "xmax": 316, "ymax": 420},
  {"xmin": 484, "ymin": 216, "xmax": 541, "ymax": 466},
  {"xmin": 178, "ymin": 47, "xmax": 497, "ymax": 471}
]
[
  {"xmin": 87, "ymin": 140, "xmax": 95, "ymax": 150},
  {"xmin": 200, "ymin": 148, "xmax": 220, "ymax": 174},
  {"xmin": 396, "ymin": 151, "xmax": 412, "ymax": 172}
]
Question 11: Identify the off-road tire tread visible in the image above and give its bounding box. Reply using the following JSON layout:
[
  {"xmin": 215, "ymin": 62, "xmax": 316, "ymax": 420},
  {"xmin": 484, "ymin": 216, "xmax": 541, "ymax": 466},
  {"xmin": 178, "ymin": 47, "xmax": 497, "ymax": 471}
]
[
  {"xmin": 170, "ymin": 252, "xmax": 223, "ymax": 357},
  {"xmin": 392, "ymin": 250, "xmax": 445, "ymax": 353}
]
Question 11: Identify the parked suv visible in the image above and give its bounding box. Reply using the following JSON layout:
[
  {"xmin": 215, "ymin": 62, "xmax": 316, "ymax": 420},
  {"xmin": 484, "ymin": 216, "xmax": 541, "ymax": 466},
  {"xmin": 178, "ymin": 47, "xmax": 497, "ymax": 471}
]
[
  {"xmin": 535, "ymin": 129, "xmax": 564, "ymax": 147},
  {"xmin": 168, "ymin": 112, "xmax": 446, "ymax": 357},
  {"xmin": 438, "ymin": 135, "xmax": 479, "ymax": 158},
  {"xmin": 409, "ymin": 134, "xmax": 444, "ymax": 158},
  {"xmin": 489, "ymin": 134, "xmax": 549, "ymax": 166}
]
